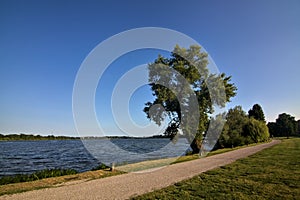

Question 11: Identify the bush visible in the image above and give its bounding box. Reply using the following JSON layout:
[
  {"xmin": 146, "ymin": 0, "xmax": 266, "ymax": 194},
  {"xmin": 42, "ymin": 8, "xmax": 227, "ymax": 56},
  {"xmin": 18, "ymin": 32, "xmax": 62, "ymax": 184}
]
[
  {"xmin": 217, "ymin": 106, "xmax": 270, "ymax": 149},
  {"xmin": 217, "ymin": 106, "xmax": 249, "ymax": 148},
  {"xmin": 243, "ymin": 118, "xmax": 269, "ymax": 143}
]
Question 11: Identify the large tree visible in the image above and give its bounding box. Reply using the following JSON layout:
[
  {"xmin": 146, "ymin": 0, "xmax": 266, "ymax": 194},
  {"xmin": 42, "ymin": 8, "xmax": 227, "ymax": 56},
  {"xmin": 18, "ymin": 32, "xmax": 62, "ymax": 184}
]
[
  {"xmin": 273, "ymin": 113, "xmax": 298, "ymax": 138},
  {"xmin": 144, "ymin": 45, "xmax": 237, "ymax": 153},
  {"xmin": 267, "ymin": 122, "xmax": 278, "ymax": 137},
  {"xmin": 248, "ymin": 104, "xmax": 266, "ymax": 122}
]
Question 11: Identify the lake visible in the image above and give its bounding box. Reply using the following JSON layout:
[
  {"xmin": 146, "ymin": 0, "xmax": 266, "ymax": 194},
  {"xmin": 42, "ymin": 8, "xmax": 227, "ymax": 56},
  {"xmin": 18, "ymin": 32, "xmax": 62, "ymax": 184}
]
[{"xmin": 0, "ymin": 138, "xmax": 190, "ymax": 177}]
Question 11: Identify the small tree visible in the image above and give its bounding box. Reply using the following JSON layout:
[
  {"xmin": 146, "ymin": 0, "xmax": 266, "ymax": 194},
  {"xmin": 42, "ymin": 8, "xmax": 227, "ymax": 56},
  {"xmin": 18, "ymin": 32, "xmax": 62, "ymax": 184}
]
[
  {"xmin": 218, "ymin": 106, "xmax": 248, "ymax": 148},
  {"xmin": 243, "ymin": 118, "xmax": 269, "ymax": 143},
  {"xmin": 248, "ymin": 104, "xmax": 266, "ymax": 122}
]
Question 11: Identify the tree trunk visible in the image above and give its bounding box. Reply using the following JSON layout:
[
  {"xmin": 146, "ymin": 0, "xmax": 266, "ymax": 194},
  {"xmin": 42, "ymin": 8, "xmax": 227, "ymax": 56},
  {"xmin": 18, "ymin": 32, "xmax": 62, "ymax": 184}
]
[{"xmin": 190, "ymin": 138, "xmax": 201, "ymax": 154}]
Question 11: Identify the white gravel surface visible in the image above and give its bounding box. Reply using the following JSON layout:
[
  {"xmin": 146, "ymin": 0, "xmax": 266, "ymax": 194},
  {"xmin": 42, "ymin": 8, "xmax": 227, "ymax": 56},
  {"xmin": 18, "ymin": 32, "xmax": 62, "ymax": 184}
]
[{"xmin": 0, "ymin": 140, "xmax": 280, "ymax": 200}]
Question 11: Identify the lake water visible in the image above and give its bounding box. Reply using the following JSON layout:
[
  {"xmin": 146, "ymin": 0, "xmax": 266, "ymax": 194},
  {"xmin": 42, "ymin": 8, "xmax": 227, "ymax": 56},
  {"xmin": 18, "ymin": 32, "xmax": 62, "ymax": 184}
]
[{"xmin": 0, "ymin": 138, "xmax": 190, "ymax": 177}]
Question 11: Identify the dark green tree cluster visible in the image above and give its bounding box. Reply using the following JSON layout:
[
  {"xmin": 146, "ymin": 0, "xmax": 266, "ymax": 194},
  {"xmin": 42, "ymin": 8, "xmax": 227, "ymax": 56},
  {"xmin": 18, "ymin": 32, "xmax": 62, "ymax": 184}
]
[
  {"xmin": 144, "ymin": 45, "xmax": 237, "ymax": 153},
  {"xmin": 267, "ymin": 113, "xmax": 299, "ymax": 138},
  {"xmin": 298, "ymin": 120, "xmax": 300, "ymax": 134},
  {"xmin": 248, "ymin": 104, "xmax": 266, "ymax": 122},
  {"xmin": 217, "ymin": 104, "xmax": 270, "ymax": 148},
  {"xmin": 0, "ymin": 134, "xmax": 79, "ymax": 141}
]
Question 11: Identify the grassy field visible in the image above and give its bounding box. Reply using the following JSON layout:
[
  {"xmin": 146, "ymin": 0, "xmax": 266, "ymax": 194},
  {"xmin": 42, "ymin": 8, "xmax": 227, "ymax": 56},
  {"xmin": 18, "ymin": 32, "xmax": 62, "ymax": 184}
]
[{"xmin": 132, "ymin": 138, "xmax": 300, "ymax": 199}]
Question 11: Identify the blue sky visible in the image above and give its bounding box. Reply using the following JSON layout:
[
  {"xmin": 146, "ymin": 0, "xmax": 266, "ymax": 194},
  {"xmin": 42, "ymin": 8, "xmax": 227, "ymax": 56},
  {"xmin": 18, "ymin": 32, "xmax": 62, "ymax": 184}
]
[{"xmin": 0, "ymin": 0, "xmax": 299, "ymax": 136}]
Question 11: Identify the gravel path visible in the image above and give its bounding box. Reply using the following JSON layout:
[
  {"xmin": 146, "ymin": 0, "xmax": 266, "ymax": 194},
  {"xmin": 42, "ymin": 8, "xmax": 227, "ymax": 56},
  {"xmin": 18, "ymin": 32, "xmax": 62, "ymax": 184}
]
[{"xmin": 1, "ymin": 140, "xmax": 280, "ymax": 200}]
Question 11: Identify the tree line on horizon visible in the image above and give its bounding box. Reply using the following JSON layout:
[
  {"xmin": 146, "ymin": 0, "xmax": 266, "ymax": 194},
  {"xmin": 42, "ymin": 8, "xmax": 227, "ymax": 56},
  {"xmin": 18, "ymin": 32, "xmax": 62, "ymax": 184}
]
[{"xmin": 0, "ymin": 134, "xmax": 79, "ymax": 141}]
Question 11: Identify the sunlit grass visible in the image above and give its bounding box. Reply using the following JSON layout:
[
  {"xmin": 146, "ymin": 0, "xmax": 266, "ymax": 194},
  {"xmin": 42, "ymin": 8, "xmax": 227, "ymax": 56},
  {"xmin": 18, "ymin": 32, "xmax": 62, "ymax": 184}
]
[
  {"xmin": 132, "ymin": 138, "xmax": 300, "ymax": 199},
  {"xmin": 0, "ymin": 168, "xmax": 122, "ymax": 196}
]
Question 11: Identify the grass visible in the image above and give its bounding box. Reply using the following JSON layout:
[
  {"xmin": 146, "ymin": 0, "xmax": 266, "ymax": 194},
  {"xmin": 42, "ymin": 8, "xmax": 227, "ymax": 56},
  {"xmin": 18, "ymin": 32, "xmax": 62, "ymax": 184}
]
[
  {"xmin": 115, "ymin": 145, "xmax": 252, "ymax": 172},
  {"xmin": 0, "ymin": 168, "xmax": 78, "ymax": 185},
  {"xmin": 118, "ymin": 141, "xmax": 274, "ymax": 172},
  {"xmin": 0, "ymin": 168, "xmax": 123, "ymax": 196},
  {"xmin": 171, "ymin": 140, "xmax": 271, "ymax": 165},
  {"xmin": 0, "ymin": 163, "xmax": 110, "ymax": 186},
  {"xmin": 131, "ymin": 138, "xmax": 300, "ymax": 199}
]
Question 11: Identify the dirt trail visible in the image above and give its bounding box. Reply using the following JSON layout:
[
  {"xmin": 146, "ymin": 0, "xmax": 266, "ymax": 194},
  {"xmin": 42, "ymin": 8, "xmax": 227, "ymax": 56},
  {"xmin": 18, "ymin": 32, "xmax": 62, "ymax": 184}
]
[{"xmin": 0, "ymin": 140, "xmax": 280, "ymax": 200}]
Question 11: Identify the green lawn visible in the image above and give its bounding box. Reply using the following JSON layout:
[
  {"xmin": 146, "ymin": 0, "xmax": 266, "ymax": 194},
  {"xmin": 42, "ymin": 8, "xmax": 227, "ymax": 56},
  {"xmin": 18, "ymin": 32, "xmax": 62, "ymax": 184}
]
[{"xmin": 132, "ymin": 138, "xmax": 300, "ymax": 199}]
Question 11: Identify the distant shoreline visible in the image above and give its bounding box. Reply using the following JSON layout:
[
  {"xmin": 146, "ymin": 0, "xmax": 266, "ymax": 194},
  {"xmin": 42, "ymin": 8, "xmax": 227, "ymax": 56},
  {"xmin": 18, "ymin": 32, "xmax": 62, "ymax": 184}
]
[
  {"xmin": 0, "ymin": 133, "xmax": 171, "ymax": 141},
  {"xmin": 0, "ymin": 134, "xmax": 80, "ymax": 141}
]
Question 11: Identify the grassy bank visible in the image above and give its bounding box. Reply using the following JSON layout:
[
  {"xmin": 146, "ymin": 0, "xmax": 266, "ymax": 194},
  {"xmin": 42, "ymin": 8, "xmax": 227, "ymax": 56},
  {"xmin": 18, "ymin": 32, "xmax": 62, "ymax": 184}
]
[
  {"xmin": 132, "ymin": 138, "xmax": 300, "ymax": 199},
  {"xmin": 116, "ymin": 140, "xmax": 272, "ymax": 172},
  {"xmin": 0, "ymin": 168, "xmax": 123, "ymax": 196},
  {"xmin": 0, "ymin": 169, "xmax": 78, "ymax": 185}
]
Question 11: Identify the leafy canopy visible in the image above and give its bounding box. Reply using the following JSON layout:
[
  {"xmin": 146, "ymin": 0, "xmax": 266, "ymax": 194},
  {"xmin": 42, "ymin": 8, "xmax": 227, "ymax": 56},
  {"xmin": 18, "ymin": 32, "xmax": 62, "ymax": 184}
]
[
  {"xmin": 248, "ymin": 104, "xmax": 266, "ymax": 122},
  {"xmin": 268, "ymin": 113, "xmax": 298, "ymax": 138},
  {"xmin": 218, "ymin": 105, "xmax": 269, "ymax": 148},
  {"xmin": 144, "ymin": 45, "xmax": 237, "ymax": 153}
]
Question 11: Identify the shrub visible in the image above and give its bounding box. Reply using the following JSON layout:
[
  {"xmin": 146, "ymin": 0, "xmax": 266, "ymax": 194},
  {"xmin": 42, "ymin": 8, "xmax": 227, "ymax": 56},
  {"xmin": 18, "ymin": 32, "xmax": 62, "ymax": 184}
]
[{"xmin": 243, "ymin": 118, "xmax": 269, "ymax": 143}]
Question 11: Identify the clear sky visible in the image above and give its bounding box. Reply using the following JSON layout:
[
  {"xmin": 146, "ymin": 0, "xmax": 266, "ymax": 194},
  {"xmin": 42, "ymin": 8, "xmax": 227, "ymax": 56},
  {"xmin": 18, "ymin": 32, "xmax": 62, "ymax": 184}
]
[{"xmin": 1, "ymin": 0, "xmax": 299, "ymax": 136}]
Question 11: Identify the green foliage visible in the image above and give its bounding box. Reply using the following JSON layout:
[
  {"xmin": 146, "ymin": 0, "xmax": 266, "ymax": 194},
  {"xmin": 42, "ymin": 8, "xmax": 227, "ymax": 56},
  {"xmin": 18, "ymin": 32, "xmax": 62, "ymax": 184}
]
[
  {"xmin": 217, "ymin": 106, "xmax": 249, "ymax": 148},
  {"xmin": 268, "ymin": 113, "xmax": 298, "ymax": 138},
  {"xmin": 243, "ymin": 118, "xmax": 269, "ymax": 143},
  {"xmin": 132, "ymin": 139, "xmax": 300, "ymax": 200},
  {"xmin": 144, "ymin": 45, "xmax": 237, "ymax": 153},
  {"xmin": 0, "ymin": 168, "xmax": 78, "ymax": 185},
  {"xmin": 217, "ymin": 105, "xmax": 270, "ymax": 148},
  {"xmin": 248, "ymin": 103, "xmax": 266, "ymax": 122},
  {"xmin": 267, "ymin": 122, "xmax": 278, "ymax": 137}
]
